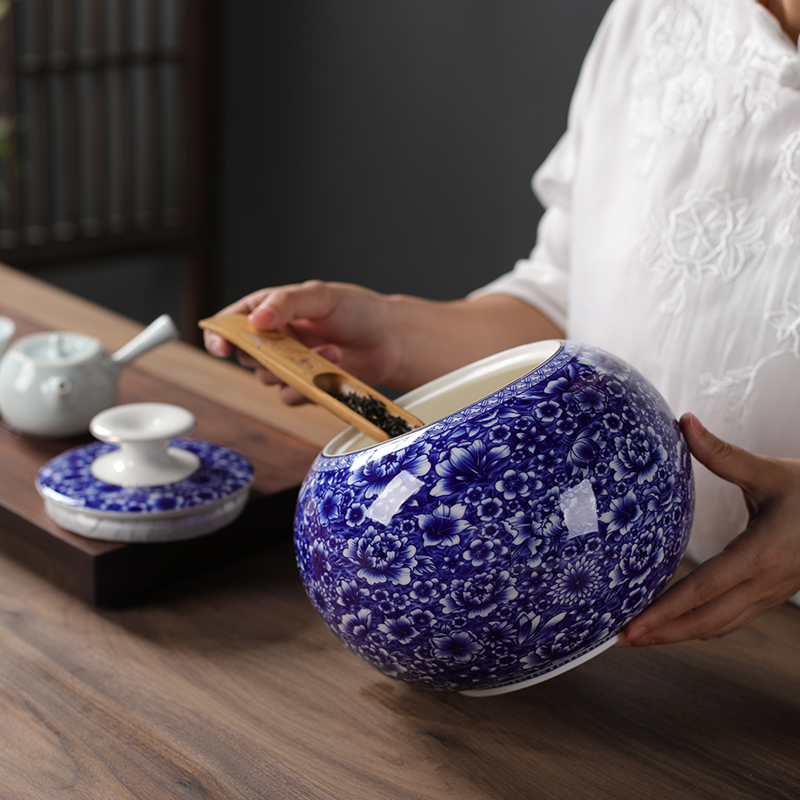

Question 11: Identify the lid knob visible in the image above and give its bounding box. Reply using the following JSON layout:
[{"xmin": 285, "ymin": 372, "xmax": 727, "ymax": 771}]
[{"xmin": 89, "ymin": 403, "xmax": 201, "ymax": 487}]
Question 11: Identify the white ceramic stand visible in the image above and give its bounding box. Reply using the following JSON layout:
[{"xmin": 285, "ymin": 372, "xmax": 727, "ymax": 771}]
[{"xmin": 90, "ymin": 403, "xmax": 201, "ymax": 487}]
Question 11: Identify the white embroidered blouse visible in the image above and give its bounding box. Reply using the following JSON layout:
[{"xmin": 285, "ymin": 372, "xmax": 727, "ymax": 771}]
[{"xmin": 473, "ymin": 0, "xmax": 800, "ymax": 587}]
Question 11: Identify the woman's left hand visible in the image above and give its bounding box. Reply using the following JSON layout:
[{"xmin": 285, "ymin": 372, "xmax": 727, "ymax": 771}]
[{"xmin": 619, "ymin": 412, "xmax": 800, "ymax": 646}]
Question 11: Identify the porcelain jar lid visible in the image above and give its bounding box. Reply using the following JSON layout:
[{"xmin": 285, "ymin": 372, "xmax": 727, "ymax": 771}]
[{"xmin": 36, "ymin": 403, "xmax": 255, "ymax": 543}]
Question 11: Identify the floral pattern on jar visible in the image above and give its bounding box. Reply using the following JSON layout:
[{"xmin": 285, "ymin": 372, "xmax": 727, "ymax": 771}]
[{"xmin": 294, "ymin": 342, "xmax": 694, "ymax": 693}]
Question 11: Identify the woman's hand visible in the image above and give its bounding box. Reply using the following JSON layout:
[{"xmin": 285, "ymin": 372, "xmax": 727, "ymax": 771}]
[
  {"xmin": 203, "ymin": 281, "xmax": 405, "ymax": 405},
  {"xmin": 619, "ymin": 412, "xmax": 800, "ymax": 646},
  {"xmin": 203, "ymin": 280, "xmax": 564, "ymax": 403}
]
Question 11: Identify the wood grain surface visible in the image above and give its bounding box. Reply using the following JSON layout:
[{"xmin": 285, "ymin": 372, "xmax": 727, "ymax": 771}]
[
  {"xmin": 1, "ymin": 265, "xmax": 799, "ymax": 799},
  {"xmin": 0, "ymin": 539, "xmax": 799, "ymax": 800},
  {"xmin": 0, "ymin": 272, "xmax": 328, "ymax": 603}
]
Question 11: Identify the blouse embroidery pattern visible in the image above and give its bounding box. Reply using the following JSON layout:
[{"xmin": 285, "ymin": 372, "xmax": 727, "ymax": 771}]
[
  {"xmin": 641, "ymin": 188, "xmax": 766, "ymax": 315},
  {"xmin": 629, "ymin": 0, "xmax": 709, "ymax": 172},
  {"xmin": 719, "ymin": 35, "xmax": 780, "ymax": 134},
  {"xmin": 772, "ymin": 129, "xmax": 800, "ymax": 248},
  {"xmin": 700, "ymin": 299, "xmax": 800, "ymax": 421},
  {"xmin": 699, "ymin": 136, "xmax": 800, "ymax": 421},
  {"xmin": 632, "ymin": 1, "xmax": 703, "ymax": 86},
  {"xmin": 628, "ymin": 0, "xmax": 785, "ymax": 172}
]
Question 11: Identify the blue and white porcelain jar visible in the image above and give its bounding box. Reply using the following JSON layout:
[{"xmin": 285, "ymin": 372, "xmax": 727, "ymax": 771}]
[{"xmin": 294, "ymin": 340, "xmax": 694, "ymax": 695}]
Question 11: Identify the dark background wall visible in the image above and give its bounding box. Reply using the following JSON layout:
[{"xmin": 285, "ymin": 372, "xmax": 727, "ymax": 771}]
[{"xmin": 34, "ymin": 0, "xmax": 613, "ymax": 327}]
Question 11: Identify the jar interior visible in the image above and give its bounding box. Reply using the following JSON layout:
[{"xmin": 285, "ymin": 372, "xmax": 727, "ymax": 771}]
[{"xmin": 324, "ymin": 339, "xmax": 563, "ymax": 456}]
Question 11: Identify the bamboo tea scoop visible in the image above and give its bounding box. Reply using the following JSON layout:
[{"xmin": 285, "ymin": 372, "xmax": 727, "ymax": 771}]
[{"xmin": 199, "ymin": 313, "xmax": 424, "ymax": 442}]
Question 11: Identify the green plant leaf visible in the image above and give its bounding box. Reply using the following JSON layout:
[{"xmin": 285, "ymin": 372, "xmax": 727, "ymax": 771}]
[{"xmin": 0, "ymin": 114, "xmax": 12, "ymax": 141}]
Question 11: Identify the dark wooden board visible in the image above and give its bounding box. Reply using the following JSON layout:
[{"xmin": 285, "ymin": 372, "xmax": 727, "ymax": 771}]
[{"xmin": 0, "ymin": 310, "xmax": 320, "ymax": 605}]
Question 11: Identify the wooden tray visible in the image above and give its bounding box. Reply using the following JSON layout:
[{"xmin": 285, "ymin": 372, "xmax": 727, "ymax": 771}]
[{"xmin": 0, "ymin": 306, "xmax": 322, "ymax": 605}]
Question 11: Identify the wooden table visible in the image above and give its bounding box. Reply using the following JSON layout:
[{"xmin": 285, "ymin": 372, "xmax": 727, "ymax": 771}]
[
  {"xmin": 0, "ymin": 265, "xmax": 345, "ymax": 605},
  {"xmin": 1, "ymin": 267, "xmax": 799, "ymax": 799}
]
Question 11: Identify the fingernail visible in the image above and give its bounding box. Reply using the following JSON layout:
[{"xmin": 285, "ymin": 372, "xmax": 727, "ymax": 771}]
[
  {"xmin": 249, "ymin": 307, "xmax": 274, "ymax": 327},
  {"xmin": 626, "ymin": 625, "xmax": 649, "ymax": 642},
  {"xmin": 684, "ymin": 412, "xmax": 706, "ymax": 435}
]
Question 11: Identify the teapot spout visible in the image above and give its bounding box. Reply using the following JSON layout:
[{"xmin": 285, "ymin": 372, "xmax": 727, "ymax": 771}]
[{"xmin": 111, "ymin": 314, "xmax": 179, "ymax": 366}]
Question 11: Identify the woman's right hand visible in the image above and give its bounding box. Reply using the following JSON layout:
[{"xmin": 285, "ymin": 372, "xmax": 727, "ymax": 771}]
[
  {"xmin": 204, "ymin": 279, "xmax": 564, "ymax": 404},
  {"xmin": 203, "ymin": 280, "xmax": 404, "ymax": 405}
]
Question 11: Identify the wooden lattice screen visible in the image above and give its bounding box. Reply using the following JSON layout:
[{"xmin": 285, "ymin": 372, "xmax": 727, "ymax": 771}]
[{"xmin": 0, "ymin": 0, "xmax": 214, "ymax": 340}]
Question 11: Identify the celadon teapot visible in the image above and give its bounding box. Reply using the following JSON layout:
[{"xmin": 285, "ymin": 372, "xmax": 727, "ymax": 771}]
[{"xmin": 0, "ymin": 314, "xmax": 178, "ymax": 438}]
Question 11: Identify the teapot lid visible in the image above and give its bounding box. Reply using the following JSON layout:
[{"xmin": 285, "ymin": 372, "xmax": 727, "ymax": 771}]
[{"xmin": 11, "ymin": 331, "xmax": 102, "ymax": 366}]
